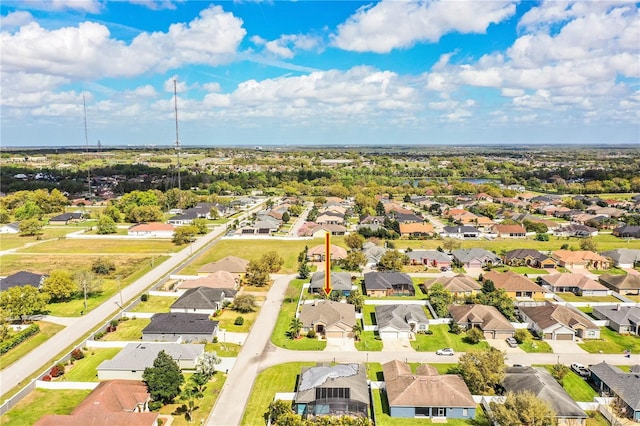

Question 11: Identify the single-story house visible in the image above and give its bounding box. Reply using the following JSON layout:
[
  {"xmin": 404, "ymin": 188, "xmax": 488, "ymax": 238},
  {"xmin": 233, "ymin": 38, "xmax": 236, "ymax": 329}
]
[
  {"xmin": 375, "ymin": 304, "xmax": 429, "ymax": 339},
  {"xmin": 518, "ymin": 303, "xmax": 600, "ymax": 340},
  {"xmin": 422, "ymin": 274, "xmax": 482, "ymax": 299},
  {"xmin": 309, "ymin": 271, "xmax": 353, "ymax": 296},
  {"xmin": 0, "ymin": 271, "xmax": 47, "ymax": 291},
  {"xmin": 554, "ymin": 224, "xmax": 598, "ymax": 238},
  {"xmin": 170, "ymin": 287, "xmax": 237, "ymax": 314},
  {"xmin": 451, "ymin": 248, "xmax": 501, "ymax": 269},
  {"xmin": 127, "ymin": 222, "xmax": 175, "ymax": 238},
  {"xmin": 592, "ymin": 305, "xmax": 640, "ymax": 335},
  {"xmin": 294, "ymin": 363, "xmax": 369, "ymax": 419},
  {"xmin": 307, "ymin": 244, "xmax": 348, "ymax": 262},
  {"xmin": 589, "ymin": 362, "xmax": 640, "ymax": 422},
  {"xmin": 35, "ymin": 380, "xmax": 158, "ymax": 426},
  {"xmin": 308, "ymin": 224, "xmax": 347, "ymax": 237},
  {"xmin": 599, "ymin": 274, "xmax": 640, "ymax": 295},
  {"xmin": 363, "ymin": 271, "xmax": 414, "ymax": 297},
  {"xmin": 448, "ymin": 304, "xmax": 515, "ymax": 339},
  {"xmin": 441, "ymin": 226, "xmax": 481, "ymax": 239},
  {"xmin": 197, "ymin": 255, "xmax": 249, "ymax": 277},
  {"xmin": 501, "ymin": 366, "xmax": 588, "ymax": 425},
  {"xmin": 142, "ymin": 313, "xmax": 218, "ymax": 343},
  {"xmin": 539, "ymin": 273, "xmax": 609, "ymax": 296},
  {"xmin": 552, "ymin": 250, "xmax": 610, "ymax": 270},
  {"xmin": 179, "ymin": 271, "xmax": 239, "ymax": 290},
  {"xmin": 612, "ymin": 225, "xmax": 640, "ymax": 239},
  {"xmin": 383, "ymin": 360, "xmax": 476, "ymax": 419},
  {"xmin": 49, "ymin": 212, "xmax": 84, "ymax": 225},
  {"xmin": 299, "ymin": 300, "xmax": 356, "ymax": 339},
  {"xmin": 362, "ymin": 243, "xmax": 387, "ymax": 266},
  {"xmin": 600, "ymin": 249, "xmax": 640, "ymax": 269},
  {"xmin": 482, "ymin": 270, "xmax": 546, "ymax": 299},
  {"xmin": 490, "ymin": 224, "xmax": 527, "ymax": 238},
  {"xmin": 503, "ymin": 249, "xmax": 556, "ymax": 269},
  {"xmin": 97, "ymin": 343, "xmax": 204, "ymax": 380},
  {"xmin": 407, "ymin": 250, "xmax": 452, "ymax": 269},
  {"xmin": 0, "ymin": 222, "xmax": 20, "ymax": 234},
  {"xmin": 399, "ymin": 222, "xmax": 434, "ymax": 238}
]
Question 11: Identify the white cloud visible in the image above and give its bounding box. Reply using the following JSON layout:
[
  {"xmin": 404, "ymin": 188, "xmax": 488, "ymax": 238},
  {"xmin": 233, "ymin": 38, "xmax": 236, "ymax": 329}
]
[
  {"xmin": 501, "ymin": 88, "xmax": 525, "ymax": 97},
  {"xmin": 263, "ymin": 34, "xmax": 321, "ymax": 58},
  {"xmin": 128, "ymin": 0, "xmax": 183, "ymax": 11},
  {"xmin": 18, "ymin": 0, "xmax": 103, "ymax": 13},
  {"xmin": 1, "ymin": 11, "xmax": 33, "ymax": 29},
  {"xmin": 332, "ymin": 0, "xmax": 516, "ymax": 53}
]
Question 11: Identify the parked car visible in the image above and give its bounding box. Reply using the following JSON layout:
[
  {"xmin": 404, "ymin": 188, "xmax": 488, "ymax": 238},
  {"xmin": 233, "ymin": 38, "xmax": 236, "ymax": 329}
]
[
  {"xmin": 440, "ymin": 266, "xmax": 451, "ymax": 272},
  {"xmin": 436, "ymin": 348, "xmax": 455, "ymax": 356},
  {"xmin": 506, "ymin": 337, "xmax": 518, "ymax": 348},
  {"xmin": 571, "ymin": 363, "xmax": 590, "ymax": 378}
]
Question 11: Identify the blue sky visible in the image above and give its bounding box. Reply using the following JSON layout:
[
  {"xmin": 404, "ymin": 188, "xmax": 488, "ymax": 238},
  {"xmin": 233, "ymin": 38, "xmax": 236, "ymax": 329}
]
[{"xmin": 1, "ymin": 0, "xmax": 638, "ymax": 147}]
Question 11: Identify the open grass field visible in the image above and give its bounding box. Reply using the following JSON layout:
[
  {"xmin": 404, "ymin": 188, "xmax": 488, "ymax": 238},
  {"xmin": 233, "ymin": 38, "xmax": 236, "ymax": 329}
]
[
  {"xmin": 242, "ymin": 362, "xmax": 315, "ymax": 426},
  {"xmin": 64, "ymin": 347, "xmax": 121, "ymax": 381},
  {"xmin": 159, "ymin": 373, "xmax": 226, "ymax": 426},
  {"xmin": 556, "ymin": 292, "xmax": 622, "ymax": 303},
  {"xmin": 0, "ymin": 321, "xmax": 65, "ymax": 370},
  {"xmin": 19, "ymin": 238, "xmax": 180, "ymax": 254},
  {"xmin": 0, "ymin": 389, "xmax": 92, "ymax": 426},
  {"xmin": 410, "ymin": 325, "xmax": 491, "ymax": 352},
  {"xmin": 579, "ymin": 327, "xmax": 640, "ymax": 354},
  {"xmin": 130, "ymin": 295, "xmax": 179, "ymax": 312},
  {"xmin": 0, "ymin": 228, "xmax": 80, "ymax": 251},
  {"xmin": 102, "ymin": 318, "xmax": 150, "ymax": 341}
]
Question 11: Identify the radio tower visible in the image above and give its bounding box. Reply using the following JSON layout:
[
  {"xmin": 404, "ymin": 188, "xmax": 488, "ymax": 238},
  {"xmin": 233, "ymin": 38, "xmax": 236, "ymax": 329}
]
[
  {"xmin": 83, "ymin": 93, "xmax": 92, "ymax": 199},
  {"xmin": 174, "ymin": 79, "xmax": 181, "ymax": 192}
]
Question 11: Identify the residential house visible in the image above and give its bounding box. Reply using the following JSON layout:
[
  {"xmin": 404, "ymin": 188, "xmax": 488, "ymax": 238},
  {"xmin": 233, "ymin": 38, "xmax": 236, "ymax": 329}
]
[
  {"xmin": 307, "ymin": 244, "xmax": 348, "ymax": 262},
  {"xmin": 600, "ymin": 249, "xmax": 640, "ymax": 268},
  {"xmin": 299, "ymin": 300, "xmax": 356, "ymax": 339},
  {"xmin": 552, "ymin": 250, "xmax": 610, "ymax": 270},
  {"xmin": 518, "ymin": 302, "xmax": 600, "ymax": 340},
  {"xmin": 383, "ymin": 360, "xmax": 476, "ymax": 419},
  {"xmin": 501, "ymin": 366, "xmax": 588, "ymax": 425},
  {"xmin": 503, "ymin": 249, "xmax": 557, "ymax": 269},
  {"xmin": 612, "ymin": 225, "xmax": 640, "ymax": 239},
  {"xmin": 0, "ymin": 222, "xmax": 20, "ymax": 234},
  {"xmin": 359, "ymin": 215, "xmax": 385, "ymax": 226},
  {"xmin": 142, "ymin": 312, "xmax": 218, "ymax": 343},
  {"xmin": 399, "ymin": 222, "xmax": 434, "ymax": 238},
  {"xmin": 307, "ymin": 224, "xmax": 347, "ymax": 237},
  {"xmin": 539, "ymin": 273, "xmax": 609, "ymax": 296},
  {"xmin": 407, "ymin": 250, "xmax": 452, "ymax": 269},
  {"xmin": 589, "ymin": 362, "xmax": 640, "ymax": 422},
  {"xmin": 309, "ymin": 271, "xmax": 353, "ymax": 296},
  {"xmin": 451, "ymin": 248, "xmax": 501, "ymax": 269},
  {"xmin": 127, "ymin": 222, "xmax": 175, "ymax": 238},
  {"xmin": 35, "ymin": 380, "xmax": 158, "ymax": 426},
  {"xmin": 363, "ymin": 272, "xmax": 414, "ymax": 297},
  {"xmin": 179, "ymin": 271, "xmax": 239, "ymax": 290},
  {"xmin": 97, "ymin": 343, "xmax": 204, "ymax": 380},
  {"xmin": 197, "ymin": 255, "xmax": 249, "ymax": 277},
  {"xmin": 490, "ymin": 224, "xmax": 527, "ymax": 238},
  {"xmin": 0, "ymin": 271, "xmax": 47, "ymax": 291},
  {"xmin": 592, "ymin": 305, "xmax": 640, "ymax": 335},
  {"xmin": 393, "ymin": 212, "xmax": 425, "ymax": 224},
  {"xmin": 362, "ymin": 242, "xmax": 387, "ymax": 266},
  {"xmin": 294, "ymin": 363, "xmax": 369, "ymax": 419},
  {"xmin": 315, "ymin": 211, "xmax": 345, "ymax": 226},
  {"xmin": 170, "ymin": 287, "xmax": 237, "ymax": 314},
  {"xmin": 554, "ymin": 224, "xmax": 598, "ymax": 238},
  {"xmin": 441, "ymin": 225, "xmax": 481, "ymax": 239},
  {"xmin": 375, "ymin": 305, "xmax": 429, "ymax": 339},
  {"xmin": 422, "ymin": 274, "xmax": 482, "ymax": 299},
  {"xmin": 49, "ymin": 212, "xmax": 84, "ymax": 225},
  {"xmin": 599, "ymin": 274, "xmax": 640, "ymax": 295},
  {"xmin": 448, "ymin": 304, "xmax": 515, "ymax": 339}
]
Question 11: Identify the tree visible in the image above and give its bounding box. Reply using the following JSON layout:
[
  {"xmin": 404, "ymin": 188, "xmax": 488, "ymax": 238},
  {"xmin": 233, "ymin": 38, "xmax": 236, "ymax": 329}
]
[
  {"xmin": 375, "ymin": 201, "xmax": 385, "ymax": 216},
  {"xmin": 15, "ymin": 201, "xmax": 43, "ymax": 220},
  {"xmin": 262, "ymin": 251, "xmax": 284, "ymax": 273},
  {"xmin": 75, "ymin": 270, "xmax": 102, "ymax": 311},
  {"xmin": 96, "ymin": 214, "xmax": 117, "ymax": 234},
  {"xmin": 442, "ymin": 238, "xmax": 461, "ymax": 253},
  {"xmin": 514, "ymin": 328, "xmax": 530, "ymax": 344},
  {"xmin": 143, "ymin": 350, "xmax": 185, "ymax": 404},
  {"xmin": 346, "ymin": 289, "xmax": 364, "ymax": 312},
  {"xmin": 282, "ymin": 212, "xmax": 290, "ymax": 223},
  {"xmin": 535, "ymin": 233, "xmax": 549, "ymax": 241},
  {"xmin": 129, "ymin": 205, "xmax": 164, "ymax": 223},
  {"xmin": 179, "ymin": 387, "xmax": 200, "ymax": 422},
  {"xmin": 482, "ymin": 279, "xmax": 496, "ymax": 293},
  {"xmin": 0, "ymin": 209, "xmax": 10, "ymax": 223},
  {"xmin": 102, "ymin": 204, "xmax": 122, "ymax": 222},
  {"xmin": 457, "ymin": 348, "xmax": 506, "ymax": 395},
  {"xmin": 267, "ymin": 400, "xmax": 295, "ymax": 424},
  {"xmin": 192, "ymin": 218, "xmax": 209, "ymax": 234},
  {"xmin": 352, "ymin": 322, "xmax": 363, "ymax": 341},
  {"xmin": 465, "ymin": 327, "xmax": 484, "ymax": 344},
  {"xmin": 233, "ymin": 294, "xmax": 256, "ymax": 313},
  {"xmin": 246, "ymin": 259, "xmax": 271, "ymax": 287},
  {"xmin": 551, "ymin": 363, "xmax": 570, "ymax": 385},
  {"xmin": 377, "ymin": 250, "xmax": 408, "ymax": 271},
  {"xmin": 344, "ymin": 233, "xmax": 365, "ymax": 251},
  {"xmin": 340, "ymin": 251, "xmax": 367, "ymax": 271},
  {"xmin": 92, "ymin": 257, "xmax": 116, "ymax": 275},
  {"xmin": 42, "ymin": 269, "xmax": 77, "ymax": 301},
  {"xmin": 209, "ymin": 206, "xmax": 220, "ymax": 219},
  {"xmin": 523, "ymin": 220, "xmax": 548, "ymax": 234},
  {"xmin": 173, "ymin": 225, "xmax": 197, "ymax": 245},
  {"xmin": 490, "ymin": 391, "xmax": 555, "ymax": 426},
  {"xmin": 0, "ymin": 285, "xmax": 50, "ymax": 322},
  {"xmin": 477, "ymin": 287, "xmax": 516, "ymax": 321},
  {"xmin": 195, "ymin": 351, "xmax": 221, "ymax": 379},
  {"xmin": 297, "ymin": 261, "xmax": 310, "ymax": 279},
  {"xmin": 579, "ymin": 238, "xmax": 598, "ymax": 252},
  {"xmin": 428, "ymin": 284, "xmax": 453, "ymax": 318},
  {"xmin": 19, "ymin": 218, "xmax": 44, "ymax": 237},
  {"xmin": 289, "ymin": 317, "xmax": 303, "ymax": 339}
]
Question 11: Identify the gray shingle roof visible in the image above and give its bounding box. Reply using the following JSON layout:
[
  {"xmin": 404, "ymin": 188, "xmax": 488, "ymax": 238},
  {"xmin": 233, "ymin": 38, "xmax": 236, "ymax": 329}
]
[
  {"xmin": 452, "ymin": 248, "xmax": 500, "ymax": 264},
  {"xmin": 97, "ymin": 343, "xmax": 204, "ymax": 372},
  {"xmin": 375, "ymin": 305, "xmax": 428, "ymax": 332},
  {"xmin": 142, "ymin": 313, "xmax": 218, "ymax": 335},
  {"xmin": 309, "ymin": 272, "xmax": 353, "ymax": 292},
  {"xmin": 171, "ymin": 287, "xmax": 237, "ymax": 310},
  {"xmin": 0, "ymin": 271, "xmax": 47, "ymax": 291},
  {"xmin": 363, "ymin": 271, "xmax": 412, "ymax": 291},
  {"xmin": 600, "ymin": 249, "xmax": 640, "ymax": 265},
  {"xmin": 592, "ymin": 305, "xmax": 640, "ymax": 328},
  {"xmin": 589, "ymin": 362, "xmax": 640, "ymax": 411}
]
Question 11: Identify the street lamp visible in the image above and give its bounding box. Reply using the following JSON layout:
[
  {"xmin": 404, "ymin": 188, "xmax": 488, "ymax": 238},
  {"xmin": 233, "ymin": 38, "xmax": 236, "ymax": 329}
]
[{"xmin": 116, "ymin": 275, "xmax": 123, "ymax": 310}]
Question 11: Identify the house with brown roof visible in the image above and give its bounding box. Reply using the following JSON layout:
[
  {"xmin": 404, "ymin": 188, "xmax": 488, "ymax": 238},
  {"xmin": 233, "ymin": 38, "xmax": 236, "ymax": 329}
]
[
  {"xmin": 482, "ymin": 270, "xmax": 546, "ymax": 299},
  {"xmin": 307, "ymin": 244, "xmax": 348, "ymax": 262},
  {"xmin": 299, "ymin": 300, "xmax": 356, "ymax": 339},
  {"xmin": 518, "ymin": 302, "xmax": 600, "ymax": 340},
  {"xmin": 539, "ymin": 273, "xmax": 608, "ymax": 296},
  {"xmin": 307, "ymin": 224, "xmax": 347, "ymax": 237},
  {"xmin": 490, "ymin": 224, "xmax": 527, "ymax": 238},
  {"xmin": 363, "ymin": 272, "xmax": 414, "ymax": 297},
  {"xmin": 503, "ymin": 249, "xmax": 556, "ymax": 269},
  {"xmin": 127, "ymin": 222, "xmax": 175, "ymax": 238},
  {"xmin": 179, "ymin": 271, "xmax": 239, "ymax": 290},
  {"xmin": 197, "ymin": 255, "xmax": 249, "ymax": 277},
  {"xmin": 551, "ymin": 250, "xmax": 610, "ymax": 270},
  {"xmin": 35, "ymin": 380, "xmax": 158, "ymax": 426},
  {"xmin": 422, "ymin": 274, "xmax": 482, "ymax": 299},
  {"xmin": 399, "ymin": 222, "xmax": 434, "ymax": 238},
  {"xmin": 382, "ymin": 360, "xmax": 476, "ymax": 419},
  {"xmin": 448, "ymin": 304, "xmax": 515, "ymax": 339},
  {"xmin": 599, "ymin": 274, "xmax": 640, "ymax": 295}
]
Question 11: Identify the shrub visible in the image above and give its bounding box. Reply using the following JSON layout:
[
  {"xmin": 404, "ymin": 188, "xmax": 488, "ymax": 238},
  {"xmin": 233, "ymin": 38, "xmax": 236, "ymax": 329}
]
[
  {"xmin": 92, "ymin": 257, "xmax": 116, "ymax": 275},
  {"xmin": 514, "ymin": 329, "xmax": 529, "ymax": 344},
  {"xmin": 465, "ymin": 327, "xmax": 484, "ymax": 344},
  {"xmin": 42, "ymin": 375, "xmax": 52, "ymax": 382},
  {"xmin": 94, "ymin": 331, "xmax": 105, "ymax": 340},
  {"xmin": 141, "ymin": 294, "xmax": 149, "ymax": 302},
  {"xmin": 71, "ymin": 348, "xmax": 85, "ymax": 360},
  {"xmin": 0, "ymin": 324, "xmax": 40, "ymax": 355},
  {"xmin": 110, "ymin": 319, "xmax": 119, "ymax": 327},
  {"xmin": 212, "ymin": 336, "xmax": 218, "ymax": 343},
  {"xmin": 149, "ymin": 401, "xmax": 163, "ymax": 411},
  {"xmin": 307, "ymin": 329, "xmax": 316, "ymax": 339},
  {"xmin": 234, "ymin": 316, "xmax": 244, "ymax": 326},
  {"xmin": 49, "ymin": 364, "xmax": 64, "ymax": 377}
]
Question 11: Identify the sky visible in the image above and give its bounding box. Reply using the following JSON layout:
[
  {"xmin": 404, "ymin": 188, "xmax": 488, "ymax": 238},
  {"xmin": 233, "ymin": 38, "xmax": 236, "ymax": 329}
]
[{"xmin": 1, "ymin": 0, "xmax": 639, "ymax": 148}]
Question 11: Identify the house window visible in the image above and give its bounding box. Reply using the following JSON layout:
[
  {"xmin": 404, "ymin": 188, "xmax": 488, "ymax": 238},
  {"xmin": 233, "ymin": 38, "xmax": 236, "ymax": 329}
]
[
  {"xmin": 435, "ymin": 407, "xmax": 446, "ymax": 417},
  {"xmin": 419, "ymin": 324, "xmax": 426, "ymax": 330},
  {"xmin": 463, "ymin": 408, "xmax": 468, "ymax": 417}
]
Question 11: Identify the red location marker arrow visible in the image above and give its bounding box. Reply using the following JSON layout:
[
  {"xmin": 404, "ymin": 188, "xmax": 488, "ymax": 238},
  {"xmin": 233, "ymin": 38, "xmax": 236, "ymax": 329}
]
[{"xmin": 324, "ymin": 232, "xmax": 332, "ymax": 297}]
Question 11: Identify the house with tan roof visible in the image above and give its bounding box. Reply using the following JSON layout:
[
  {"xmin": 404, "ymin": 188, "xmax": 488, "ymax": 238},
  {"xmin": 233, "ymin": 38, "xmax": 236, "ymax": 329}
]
[
  {"xmin": 307, "ymin": 244, "xmax": 348, "ymax": 262},
  {"xmin": 299, "ymin": 300, "xmax": 356, "ymax": 339},
  {"xmin": 179, "ymin": 271, "xmax": 239, "ymax": 290},
  {"xmin": 551, "ymin": 250, "xmax": 610, "ymax": 270},
  {"xmin": 503, "ymin": 249, "xmax": 556, "ymax": 269},
  {"xmin": 197, "ymin": 255, "xmax": 249, "ymax": 277},
  {"xmin": 35, "ymin": 380, "xmax": 158, "ymax": 426},
  {"xmin": 518, "ymin": 302, "xmax": 600, "ymax": 340},
  {"xmin": 382, "ymin": 360, "xmax": 476, "ymax": 419},
  {"xmin": 449, "ymin": 304, "xmax": 515, "ymax": 339},
  {"xmin": 490, "ymin": 224, "xmax": 527, "ymax": 238},
  {"xmin": 422, "ymin": 274, "xmax": 482, "ymax": 299},
  {"xmin": 127, "ymin": 222, "xmax": 175, "ymax": 238},
  {"xmin": 399, "ymin": 222, "xmax": 434, "ymax": 237},
  {"xmin": 599, "ymin": 274, "xmax": 640, "ymax": 295},
  {"xmin": 539, "ymin": 273, "xmax": 608, "ymax": 296},
  {"xmin": 482, "ymin": 270, "xmax": 546, "ymax": 299}
]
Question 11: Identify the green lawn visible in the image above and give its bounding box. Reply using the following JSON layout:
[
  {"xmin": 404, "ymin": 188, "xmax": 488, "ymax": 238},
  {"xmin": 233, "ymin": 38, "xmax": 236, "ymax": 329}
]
[
  {"xmin": 494, "ymin": 266, "xmax": 549, "ymax": 275},
  {"xmin": 556, "ymin": 292, "xmax": 622, "ymax": 303},
  {"xmin": 586, "ymin": 411, "xmax": 611, "ymax": 426},
  {"xmin": 205, "ymin": 342, "xmax": 241, "ymax": 357},
  {"xmin": 579, "ymin": 327, "xmax": 640, "ymax": 354},
  {"xmin": 589, "ymin": 267, "xmax": 627, "ymax": 276},
  {"xmin": 519, "ymin": 338, "xmax": 553, "ymax": 353},
  {"xmin": 242, "ymin": 362, "xmax": 315, "ymax": 426},
  {"xmin": 0, "ymin": 321, "xmax": 65, "ymax": 370},
  {"xmin": 0, "ymin": 389, "xmax": 92, "ymax": 426},
  {"xmin": 102, "ymin": 318, "xmax": 150, "ymax": 341},
  {"xmin": 64, "ymin": 348, "xmax": 121, "ymax": 381},
  {"xmin": 540, "ymin": 366, "xmax": 597, "ymax": 401},
  {"xmin": 19, "ymin": 238, "xmax": 180, "ymax": 254},
  {"xmin": 215, "ymin": 308, "xmax": 258, "ymax": 333},
  {"xmin": 626, "ymin": 295, "xmax": 640, "ymax": 302},
  {"xmin": 355, "ymin": 330, "xmax": 383, "ymax": 351},
  {"xmin": 271, "ymin": 279, "xmax": 326, "ymax": 351},
  {"xmin": 362, "ymin": 305, "xmax": 377, "ymax": 326},
  {"xmin": 410, "ymin": 325, "xmax": 490, "ymax": 352},
  {"xmin": 130, "ymin": 295, "xmax": 178, "ymax": 313},
  {"xmin": 159, "ymin": 373, "xmax": 226, "ymax": 426}
]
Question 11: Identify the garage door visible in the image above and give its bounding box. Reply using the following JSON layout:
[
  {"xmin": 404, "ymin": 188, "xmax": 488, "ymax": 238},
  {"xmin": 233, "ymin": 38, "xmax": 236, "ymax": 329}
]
[
  {"xmin": 494, "ymin": 332, "xmax": 513, "ymax": 339},
  {"xmin": 555, "ymin": 333, "xmax": 573, "ymax": 340},
  {"xmin": 544, "ymin": 333, "xmax": 553, "ymax": 340},
  {"xmin": 483, "ymin": 331, "xmax": 495, "ymax": 339},
  {"xmin": 326, "ymin": 330, "xmax": 345, "ymax": 339}
]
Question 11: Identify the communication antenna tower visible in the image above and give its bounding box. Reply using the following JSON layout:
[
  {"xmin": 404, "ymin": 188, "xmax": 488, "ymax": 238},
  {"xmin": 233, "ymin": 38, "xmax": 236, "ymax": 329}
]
[
  {"xmin": 83, "ymin": 93, "xmax": 92, "ymax": 199},
  {"xmin": 174, "ymin": 79, "xmax": 181, "ymax": 192}
]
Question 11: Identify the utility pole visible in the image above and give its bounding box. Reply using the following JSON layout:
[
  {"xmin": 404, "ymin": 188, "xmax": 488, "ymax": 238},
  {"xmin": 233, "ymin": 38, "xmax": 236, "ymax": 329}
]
[
  {"xmin": 83, "ymin": 93, "xmax": 92, "ymax": 199},
  {"xmin": 174, "ymin": 79, "xmax": 181, "ymax": 193}
]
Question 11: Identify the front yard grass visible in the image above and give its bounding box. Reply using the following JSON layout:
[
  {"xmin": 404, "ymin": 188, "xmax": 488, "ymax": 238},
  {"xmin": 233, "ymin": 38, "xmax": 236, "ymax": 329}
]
[
  {"xmin": 519, "ymin": 337, "xmax": 553, "ymax": 353},
  {"xmin": 586, "ymin": 411, "xmax": 610, "ymax": 426},
  {"xmin": 102, "ymin": 318, "xmax": 150, "ymax": 341},
  {"xmin": 495, "ymin": 266, "xmax": 549, "ymax": 275},
  {"xmin": 355, "ymin": 330, "xmax": 383, "ymax": 351},
  {"xmin": 0, "ymin": 321, "xmax": 65, "ymax": 370},
  {"xmin": 159, "ymin": 373, "xmax": 226, "ymax": 426},
  {"xmin": 205, "ymin": 342, "xmax": 241, "ymax": 357},
  {"xmin": 130, "ymin": 295, "xmax": 179, "ymax": 313},
  {"xmin": 578, "ymin": 327, "xmax": 640, "ymax": 354},
  {"xmin": 410, "ymin": 325, "xmax": 490, "ymax": 352},
  {"xmin": 362, "ymin": 305, "xmax": 377, "ymax": 325},
  {"xmin": 215, "ymin": 308, "xmax": 258, "ymax": 333},
  {"xmin": 540, "ymin": 366, "xmax": 597, "ymax": 401},
  {"xmin": 19, "ymin": 238, "xmax": 180, "ymax": 254},
  {"xmin": 242, "ymin": 362, "xmax": 315, "ymax": 426},
  {"xmin": 64, "ymin": 348, "xmax": 121, "ymax": 381},
  {"xmin": 556, "ymin": 292, "xmax": 622, "ymax": 303},
  {"xmin": 0, "ymin": 389, "xmax": 91, "ymax": 426}
]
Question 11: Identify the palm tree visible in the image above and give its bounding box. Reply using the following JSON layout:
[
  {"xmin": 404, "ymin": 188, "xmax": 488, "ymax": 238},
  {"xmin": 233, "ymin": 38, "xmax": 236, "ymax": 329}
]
[
  {"xmin": 289, "ymin": 317, "xmax": 303, "ymax": 339},
  {"xmin": 352, "ymin": 322, "xmax": 363, "ymax": 341}
]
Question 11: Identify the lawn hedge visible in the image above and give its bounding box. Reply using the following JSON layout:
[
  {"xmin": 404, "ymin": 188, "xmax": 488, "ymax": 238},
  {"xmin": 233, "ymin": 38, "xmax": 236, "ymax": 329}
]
[{"xmin": 0, "ymin": 324, "xmax": 40, "ymax": 354}]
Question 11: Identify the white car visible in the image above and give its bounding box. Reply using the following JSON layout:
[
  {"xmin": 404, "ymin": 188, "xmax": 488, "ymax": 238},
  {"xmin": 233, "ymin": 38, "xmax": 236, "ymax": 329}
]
[
  {"xmin": 571, "ymin": 363, "xmax": 590, "ymax": 378},
  {"xmin": 436, "ymin": 348, "xmax": 455, "ymax": 356}
]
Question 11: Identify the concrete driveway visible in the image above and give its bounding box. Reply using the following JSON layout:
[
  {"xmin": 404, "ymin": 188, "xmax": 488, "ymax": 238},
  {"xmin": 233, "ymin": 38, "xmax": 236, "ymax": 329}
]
[
  {"xmin": 487, "ymin": 338, "xmax": 524, "ymax": 354},
  {"xmin": 381, "ymin": 337, "xmax": 415, "ymax": 352},
  {"xmin": 465, "ymin": 267, "xmax": 484, "ymax": 279},
  {"xmin": 324, "ymin": 338, "xmax": 356, "ymax": 351},
  {"xmin": 546, "ymin": 339, "xmax": 587, "ymax": 354}
]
